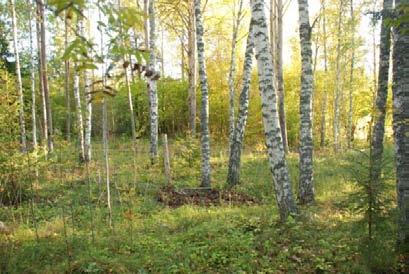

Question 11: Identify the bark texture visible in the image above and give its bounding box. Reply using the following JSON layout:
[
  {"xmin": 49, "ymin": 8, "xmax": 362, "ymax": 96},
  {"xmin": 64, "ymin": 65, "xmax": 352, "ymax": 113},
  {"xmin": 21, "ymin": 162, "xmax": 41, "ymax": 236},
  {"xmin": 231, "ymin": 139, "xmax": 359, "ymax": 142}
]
[
  {"xmin": 148, "ymin": 0, "xmax": 159, "ymax": 164},
  {"xmin": 392, "ymin": 0, "xmax": 409, "ymax": 250},
  {"xmin": 65, "ymin": 15, "xmax": 71, "ymax": 142},
  {"xmin": 251, "ymin": 0, "xmax": 297, "ymax": 219},
  {"xmin": 28, "ymin": 1, "xmax": 37, "ymax": 149},
  {"xmin": 228, "ymin": 0, "xmax": 244, "ymax": 147},
  {"xmin": 195, "ymin": 0, "xmax": 211, "ymax": 188},
  {"xmin": 73, "ymin": 66, "xmax": 85, "ymax": 162},
  {"xmin": 227, "ymin": 21, "xmax": 254, "ymax": 186},
  {"xmin": 9, "ymin": 0, "xmax": 27, "ymax": 152},
  {"xmin": 297, "ymin": 0, "xmax": 314, "ymax": 204},
  {"xmin": 188, "ymin": 0, "xmax": 197, "ymax": 135},
  {"xmin": 370, "ymin": 0, "xmax": 392, "ymax": 184}
]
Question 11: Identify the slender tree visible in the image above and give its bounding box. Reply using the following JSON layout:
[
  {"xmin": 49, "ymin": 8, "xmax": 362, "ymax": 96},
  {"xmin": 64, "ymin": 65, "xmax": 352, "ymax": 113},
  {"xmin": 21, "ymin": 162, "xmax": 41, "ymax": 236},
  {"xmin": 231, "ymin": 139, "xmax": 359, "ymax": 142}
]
[
  {"xmin": 148, "ymin": 0, "xmax": 159, "ymax": 164},
  {"xmin": 227, "ymin": 20, "xmax": 254, "ymax": 186},
  {"xmin": 228, "ymin": 0, "xmax": 244, "ymax": 147},
  {"xmin": 370, "ymin": 0, "xmax": 392, "ymax": 184},
  {"xmin": 37, "ymin": 0, "xmax": 53, "ymax": 153},
  {"xmin": 28, "ymin": 0, "xmax": 37, "ymax": 149},
  {"xmin": 188, "ymin": 0, "xmax": 197, "ymax": 135},
  {"xmin": 297, "ymin": 0, "xmax": 314, "ymax": 204},
  {"xmin": 320, "ymin": 0, "xmax": 329, "ymax": 148},
  {"xmin": 333, "ymin": 0, "xmax": 343, "ymax": 153},
  {"xmin": 392, "ymin": 0, "xmax": 409, "ymax": 250},
  {"xmin": 82, "ymin": 18, "xmax": 92, "ymax": 163},
  {"xmin": 9, "ymin": 0, "xmax": 27, "ymax": 152},
  {"xmin": 251, "ymin": 0, "xmax": 297, "ymax": 219},
  {"xmin": 271, "ymin": 0, "xmax": 289, "ymax": 153},
  {"xmin": 195, "ymin": 0, "xmax": 211, "ymax": 188},
  {"xmin": 73, "ymin": 63, "xmax": 85, "ymax": 162},
  {"xmin": 64, "ymin": 14, "xmax": 71, "ymax": 142},
  {"xmin": 347, "ymin": 0, "xmax": 356, "ymax": 149}
]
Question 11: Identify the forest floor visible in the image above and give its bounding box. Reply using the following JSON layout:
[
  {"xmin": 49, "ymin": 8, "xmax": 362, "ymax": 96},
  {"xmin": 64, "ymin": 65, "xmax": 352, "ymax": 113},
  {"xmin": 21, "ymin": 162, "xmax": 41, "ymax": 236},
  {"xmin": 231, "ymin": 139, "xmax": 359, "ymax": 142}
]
[{"xmin": 0, "ymin": 139, "xmax": 407, "ymax": 273}]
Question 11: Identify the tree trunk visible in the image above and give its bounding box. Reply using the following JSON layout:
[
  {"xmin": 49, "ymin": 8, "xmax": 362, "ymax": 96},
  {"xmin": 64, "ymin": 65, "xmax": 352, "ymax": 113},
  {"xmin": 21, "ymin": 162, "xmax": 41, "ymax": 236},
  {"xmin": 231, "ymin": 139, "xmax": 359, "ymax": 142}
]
[
  {"xmin": 81, "ymin": 20, "xmax": 92, "ymax": 162},
  {"xmin": 65, "ymin": 15, "xmax": 71, "ymax": 142},
  {"xmin": 271, "ymin": 0, "xmax": 289, "ymax": 153},
  {"xmin": 73, "ymin": 65, "xmax": 85, "ymax": 162},
  {"xmin": 195, "ymin": 0, "xmax": 211, "ymax": 188},
  {"xmin": 333, "ymin": 0, "xmax": 343, "ymax": 153},
  {"xmin": 347, "ymin": 0, "xmax": 356, "ymax": 149},
  {"xmin": 37, "ymin": 0, "xmax": 53, "ymax": 153},
  {"xmin": 143, "ymin": 0, "xmax": 149, "ymax": 49},
  {"xmin": 251, "ymin": 0, "xmax": 297, "ymax": 219},
  {"xmin": 228, "ymin": 0, "xmax": 244, "ymax": 147},
  {"xmin": 148, "ymin": 0, "xmax": 159, "ymax": 164},
  {"xmin": 320, "ymin": 0, "xmax": 328, "ymax": 148},
  {"xmin": 297, "ymin": 0, "xmax": 314, "ymax": 204},
  {"xmin": 392, "ymin": 0, "xmax": 409, "ymax": 250},
  {"xmin": 28, "ymin": 0, "xmax": 37, "ymax": 149},
  {"xmin": 370, "ymin": 0, "xmax": 392, "ymax": 184},
  {"xmin": 180, "ymin": 37, "xmax": 185, "ymax": 81},
  {"xmin": 188, "ymin": 0, "xmax": 197, "ymax": 135},
  {"xmin": 227, "ymin": 20, "xmax": 254, "ymax": 187},
  {"xmin": 162, "ymin": 134, "xmax": 171, "ymax": 184},
  {"xmin": 9, "ymin": 0, "xmax": 27, "ymax": 152}
]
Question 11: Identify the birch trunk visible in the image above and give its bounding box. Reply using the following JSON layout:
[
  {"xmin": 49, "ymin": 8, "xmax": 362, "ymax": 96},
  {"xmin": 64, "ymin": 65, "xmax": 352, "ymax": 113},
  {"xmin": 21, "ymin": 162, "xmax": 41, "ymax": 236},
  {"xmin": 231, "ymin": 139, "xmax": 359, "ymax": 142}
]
[
  {"xmin": 195, "ymin": 0, "xmax": 211, "ymax": 188},
  {"xmin": 144, "ymin": 0, "xmax": 149, "ymax": 48},
  {"xmin": 9, "ymin": 0, "xmax": 27, "ymax": 152},
  {"xmin": 73, "ymin": 66, "xmax": 85, "ymax": 162},
  {"xmin": 36, "ymin": 8, "xmax": 47, "ymax": 148},
  {"xmin": 82, "ymin": 20, "xmax": 92, "ymax": 162},
  {"xmin": 228, "ymin": 0, "xmax": 244, "ymax": 147},
  {"xmin": 65, "ymin": 15, "xmax": 71, "ymax": 142},
  {"xmin": 297, "ymin": 0, "xmax": 314, "ymax": 204},
  {"xmin": 320, "ymin": 0, "xmax": 328, "ymax": 148},
  {"xmin": 333, "ymin": 0, "xmax": 343, "ymax": 153},
  {"xmin": 188, "ymin": 0, "xmax": 197, "ymax": 135},
  {"xmin": 148, "ymin": 0, "xmax": 159, "ymax": 164},
  {"xmin": 271, "ymin": 0, "xmax": 289, "ymax": 153},
  {"xmin": 28, "ymin": 0, "xmax": 37, "ymax": 149},
  {"xmin": 392, "ymin": 0, "xmax": 409, "ymax": 249},
  {"xmin": 370, "ymin": 0, "xmax": 392, "ymax": 184},
  {"xmin": 251, "ymin": 0, "xmax": 297, "ymax": 219},
  {"xmin": 37, "ymin": 0, "xmax": 53, "ymax": 153},
  {"xmin": 227, "ymin": 21, "xmax": 254, "ymax": 186}
]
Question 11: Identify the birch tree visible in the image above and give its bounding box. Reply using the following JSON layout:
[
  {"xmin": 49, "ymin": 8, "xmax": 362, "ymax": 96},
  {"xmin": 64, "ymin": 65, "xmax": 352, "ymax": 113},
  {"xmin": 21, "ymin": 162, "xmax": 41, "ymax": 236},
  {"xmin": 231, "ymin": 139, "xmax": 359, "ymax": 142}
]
[
  {"xmin": 392, "ymin": 0, "xmax": 409, "ymax": 249},
  {"xmin": 9, "ymin": 0, "xmax": 27, "ymax": 152},
  {"xmin": 251, "ymin": 0, "xmax": 297, "ymax": 219},
  {"xmin": 195, "ymin": 0, "xmax": 211, "ymax": 188},
  {"xmin": 64, "ymin": 14, "xmax": 71, "ymax": 142},
  {"xmin": 148, "ymin": 0, "xmax": 159, "ymax": 164},
  {"xmin": 28, "ymin": 0, "xmax": 37, "ymax": 149},
  {"xmin": 188, "ymin": 0, "xmax": 197, "ymax": 135},
  {"xmin": 37, "ymin": 0, "xmax": 53, "ymax": 153},
  {"xmin": 73, "ymin": 62, "xmax": 85, "ymax": 162},
  {"xmin": 297, "ymin": 0, "xmax": 314, "ymax": 204},
  {"xmin": 227, "ymin": 20, "xmax": 254, "ymax": 186},
  {"xmin": 271, "ymin": 0, "xmax": 289, "ymax": 153},
  {"xmin": 83, "ymin": 18, "xmax": 92, "ymax": 162},
  {"xmin": 228, "ymin": 0, "xmax": 244, "ymax": 147},
  {"xmin": 370, "ymin": 0, "xmax": 392, "ymax": 183},
  {"xmin": 347, "ymin": 0, "xmax": 355, "ymax": 149}
]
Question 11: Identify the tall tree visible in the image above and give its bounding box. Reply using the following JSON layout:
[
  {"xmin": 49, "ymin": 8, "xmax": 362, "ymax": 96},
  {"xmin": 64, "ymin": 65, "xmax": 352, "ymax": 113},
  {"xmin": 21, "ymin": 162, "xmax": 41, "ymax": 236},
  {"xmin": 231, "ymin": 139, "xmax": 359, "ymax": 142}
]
[
  {"xmin": 227, "ymin": 20, "xmax": 254, "ymax": 186},
  {"xmin": 195, "ymin": 0, "xmax": 211, "ymax": 188},
  {"xmin": 333, "ymin": 0, "xmax": 343, "ymax": 153},
  {"xmin": 73, "ymin": 63, "xmax": 85, "ymax": 162},
  {"xmin": 9, "ymin": 0, "xmax": 27, "ymax": 152},
  {"xmin": 320, "ymin": 0, "xmax": 328, "ymax": 148},
  {"xmin": 83, "ymin": 18, "xmax": 92, "ymax": 163},
  {"xmin": 271, "ymin": 0, "xmax": 289, "ymax": 153},
  {"xmin": 228, "ymin": 0, "xmax": 244, "ymax": 147},
  {"xmin": 347, "ymin": 0, "xmax": 356, "ymax": 149},
  {"xmin": 148, "ymin": 0, "xmax": 159, "ymax": 164},
  {"xmin": 28, "ymin": 0, "xmax": 37, "ymax": 149},
  {"xmin": 370, "ymin": 0, "xmax": 392, "ymax": 184},
  {"xmin": 188, "ymin": 0, "xmax": 197, "ymax": 135},
  {"xmin": 37, "ymin": 0, "xmax": 53, "ymax": 153},
  {"xmin": 251, "ymin": 0, "xmax": 297, "ymax": 219},
  {"xmin": 392, "ymin": 0, "xmax": 409, "ymax": 250},
  {"xmin": 297, "ymin": 0, "xmax": 314, "ymax": 204},
  {"xmin": 64, "ymin": 13, "xmax": 71, "ymax": 142}
]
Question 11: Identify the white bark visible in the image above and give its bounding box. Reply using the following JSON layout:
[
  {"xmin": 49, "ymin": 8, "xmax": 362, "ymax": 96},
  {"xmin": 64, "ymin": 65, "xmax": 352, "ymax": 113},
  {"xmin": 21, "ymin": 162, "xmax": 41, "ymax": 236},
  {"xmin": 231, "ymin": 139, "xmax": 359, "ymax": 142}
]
[
  {"xmin": 195, "ymin": 0, "xmax": 212, "ymax": 188},
  {"xmin": 28, "ymin": 0, "xmax": 37, "ymax": 149},
  {"xmin": 9, "ymin": 0, "xmax": 27, "ymax": 152},
  {"xmin": 251, "ymin": 0, "xmax": 297, "ymax": 219},
  {"xmin": 73, "ymin": 65, "xmax": 85, "ymax": 162}
]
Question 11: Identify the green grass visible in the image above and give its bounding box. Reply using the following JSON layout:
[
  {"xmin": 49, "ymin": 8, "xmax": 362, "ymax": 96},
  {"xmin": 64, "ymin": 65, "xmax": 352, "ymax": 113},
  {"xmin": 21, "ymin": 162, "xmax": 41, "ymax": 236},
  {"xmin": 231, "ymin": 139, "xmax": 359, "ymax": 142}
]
[{"xmin": 0, "ymin": 140, "xmax": 404, "ymax": 273}]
